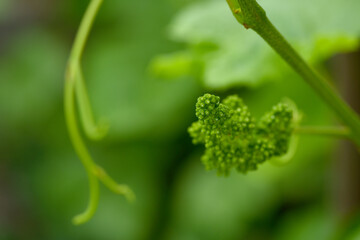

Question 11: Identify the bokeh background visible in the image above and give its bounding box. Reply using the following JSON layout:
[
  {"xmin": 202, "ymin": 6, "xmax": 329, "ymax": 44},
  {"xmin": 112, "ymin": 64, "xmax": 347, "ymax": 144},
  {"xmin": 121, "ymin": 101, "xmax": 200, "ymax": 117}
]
[{"xmin": 0, "ymin": 0, "xmax": 360, "ymax": 239}]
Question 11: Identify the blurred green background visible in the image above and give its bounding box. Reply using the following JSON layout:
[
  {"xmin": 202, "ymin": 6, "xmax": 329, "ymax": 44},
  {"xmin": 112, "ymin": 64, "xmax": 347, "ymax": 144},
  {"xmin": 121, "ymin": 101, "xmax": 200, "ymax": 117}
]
[{"xmin": 0, "ymin": 0, "xmax": 360, "ymax": 239}]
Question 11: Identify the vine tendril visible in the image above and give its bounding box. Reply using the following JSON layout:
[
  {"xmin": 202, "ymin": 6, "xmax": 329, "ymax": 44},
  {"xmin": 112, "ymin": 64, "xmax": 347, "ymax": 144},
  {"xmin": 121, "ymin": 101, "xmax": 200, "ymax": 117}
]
[{"xmin": 64, "ymin": 0, "xmax": 134, "ymax": 225}]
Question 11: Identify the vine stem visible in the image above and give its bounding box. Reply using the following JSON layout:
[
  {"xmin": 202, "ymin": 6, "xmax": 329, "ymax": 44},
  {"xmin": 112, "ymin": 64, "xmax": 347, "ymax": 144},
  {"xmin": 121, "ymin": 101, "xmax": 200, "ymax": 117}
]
[
  {"xmin": 68, "ymin": 0, "xmax": 103, "ymax": 67},
  {"xmin": 271, "ymin": 126, "xmax": 350, "ymax": 166},
  {"xmin": 65, "ymin": 65, "xmax": 100, "ymax": 225},
  {"xmin": 294, "ymin": 126, "xmax": 351, "ymax": 139},
  {"xmin": 64, "ymin": 0, "xmax": 134, "ymax": 225},
  {"xmin": 226, "ymin": 0, "xmax": 360, "ymax": 147}
]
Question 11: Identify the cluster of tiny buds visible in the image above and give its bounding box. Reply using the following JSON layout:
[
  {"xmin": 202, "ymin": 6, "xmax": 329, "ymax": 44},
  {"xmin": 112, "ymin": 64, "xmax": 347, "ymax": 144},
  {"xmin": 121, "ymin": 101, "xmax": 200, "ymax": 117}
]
[
  {"xmin": 195, "ymin": 94, "xmax": 220, "ymax": 120},
  {"xmin": 188, "ymin": 93, "xmax": 294, "ymax": 175}
]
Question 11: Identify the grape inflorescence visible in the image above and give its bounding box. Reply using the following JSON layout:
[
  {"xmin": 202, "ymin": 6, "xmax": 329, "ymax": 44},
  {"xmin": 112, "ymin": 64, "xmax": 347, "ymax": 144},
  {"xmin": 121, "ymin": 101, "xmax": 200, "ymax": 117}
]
[{"xmin": 188, "ymin": 93, "xmax": 294, "ymax": 175}]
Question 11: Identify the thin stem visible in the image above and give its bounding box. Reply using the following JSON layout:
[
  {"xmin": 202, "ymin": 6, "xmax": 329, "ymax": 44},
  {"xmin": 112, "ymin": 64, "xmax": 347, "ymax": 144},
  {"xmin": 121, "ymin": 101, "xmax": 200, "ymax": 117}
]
[
  {"xmin": 65, "ymin": 63, "xmax": 100, "ymax": 224},
  {"xmin": 64, "ymin": 0, "xmax": 133, "ymax": 225},
  {"xmin": 69, "ymin": 0, "xmax": 103, "ymax": 64},
  {"xmin": 94, "ymin": 166, "xmax": 136, "ymax": 202},
  {"xmin": 294, "ymin": 126, "xmax": 351, "ymax": 139},
  {"xmin": 75, "ymin": 68, "xmax": 109, "ymax": 140},
  {"xmin": 72, "ymin": 172, "xmax": 99, "ymax": 225},
  {"xmin": 226, "ymin": 0, "xmax": 360, "ymax": 147}
]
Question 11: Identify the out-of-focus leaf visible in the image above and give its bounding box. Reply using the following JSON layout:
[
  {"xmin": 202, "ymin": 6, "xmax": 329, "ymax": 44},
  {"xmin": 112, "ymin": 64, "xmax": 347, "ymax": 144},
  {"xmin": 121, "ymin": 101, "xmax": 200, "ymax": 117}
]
[
  {"xmin": 82, "ymin": 0, "xmax": 203, "ymax": 140},
  {"xmin": 153, "ymin": 0, "xmax": 360, "ymax": 89},
  {"xmin": 149, "ymin": 51, "xmax": 200, "ymax": 80},
  {"xmin": 84, "ymin": 34, "xmax": 201, "ymax": 140}
]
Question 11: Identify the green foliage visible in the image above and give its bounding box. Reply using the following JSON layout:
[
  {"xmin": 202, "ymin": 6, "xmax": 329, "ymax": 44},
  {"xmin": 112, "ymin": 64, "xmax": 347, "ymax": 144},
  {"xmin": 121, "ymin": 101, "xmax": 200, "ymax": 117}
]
[
  {"xmin": 1, "ymin": 0, "xmax": 358, "ymax": 239},
  {"xmin": 188, "ymin": 93, "xmax": 294, "ymax": 175},
  {"xmin": 152, "ymin": 0, "xmax": 360, "ymax": 89},
  {"xmin": 83, "ymin": 1, "xmax": 201, "ymax": 140}
]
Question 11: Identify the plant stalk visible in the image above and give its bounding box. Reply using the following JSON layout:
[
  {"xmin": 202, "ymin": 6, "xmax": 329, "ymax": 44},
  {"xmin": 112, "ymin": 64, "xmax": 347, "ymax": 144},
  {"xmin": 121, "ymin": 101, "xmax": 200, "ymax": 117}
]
[
  {"xmin": 294, "ymin": 126, "xmax": 351, "ymax": 139},
  {"xmin": 226, "ymin": 0, "xmax": 360, "ymax": 147},
  {"xmin": 64, "ymin": 0, "xmax": 134, "ymax": 225}
]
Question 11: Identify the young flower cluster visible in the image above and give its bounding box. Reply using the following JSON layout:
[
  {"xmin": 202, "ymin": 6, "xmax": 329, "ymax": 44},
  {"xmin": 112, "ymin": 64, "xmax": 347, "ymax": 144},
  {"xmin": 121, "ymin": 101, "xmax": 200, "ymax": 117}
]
[{"xmin": 188, "ymin": 94, "xmax": 294, "ymax": 175}]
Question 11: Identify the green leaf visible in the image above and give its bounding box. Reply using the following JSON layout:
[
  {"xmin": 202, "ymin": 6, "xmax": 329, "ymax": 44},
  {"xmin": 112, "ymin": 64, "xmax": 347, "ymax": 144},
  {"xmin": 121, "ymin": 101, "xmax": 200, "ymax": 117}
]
[
  {"xmin": 149, "ymin": 51, "xmax": 200, "ymax": 79},
  {"xmin": 156, "ymin": 0, "xmax": 360, "ymax": 89}
]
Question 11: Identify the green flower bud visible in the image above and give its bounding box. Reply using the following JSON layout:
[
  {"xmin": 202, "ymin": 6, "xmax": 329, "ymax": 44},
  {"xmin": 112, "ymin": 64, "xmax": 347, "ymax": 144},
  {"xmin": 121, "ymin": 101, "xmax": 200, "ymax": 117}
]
[{"xmin": 188, "ymin": 94, "xmax": 295, "ymax": 175}]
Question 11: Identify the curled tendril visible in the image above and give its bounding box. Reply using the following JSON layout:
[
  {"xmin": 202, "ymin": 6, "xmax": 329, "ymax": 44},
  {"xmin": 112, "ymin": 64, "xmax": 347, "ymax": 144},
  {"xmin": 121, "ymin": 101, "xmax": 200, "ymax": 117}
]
[
  {"xmin": 188, "ymin": 93, "xmax": 297, "ymax": 175},
  {"xmin": 64, "ymin": 0, "xmax": 134, "ymax": 225}
]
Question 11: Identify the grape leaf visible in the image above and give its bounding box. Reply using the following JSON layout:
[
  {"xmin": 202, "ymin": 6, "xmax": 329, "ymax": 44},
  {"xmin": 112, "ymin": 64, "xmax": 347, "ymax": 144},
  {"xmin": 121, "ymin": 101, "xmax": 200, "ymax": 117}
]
[{"xmin": 152, "ymin": 0, "xmax": 360, "ymax": 89}]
